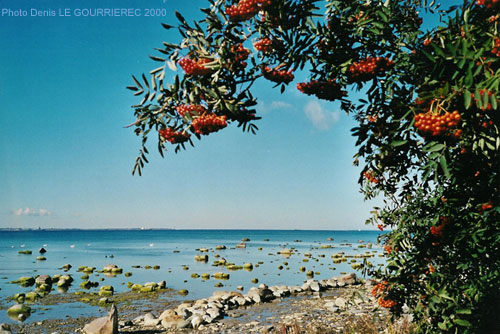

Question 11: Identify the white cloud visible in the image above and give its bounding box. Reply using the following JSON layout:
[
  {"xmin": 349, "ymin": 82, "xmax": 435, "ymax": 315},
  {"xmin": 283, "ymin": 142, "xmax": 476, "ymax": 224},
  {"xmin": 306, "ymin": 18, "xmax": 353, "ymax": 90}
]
[
  {"xmin": 13, "ymin": 208, "xmax": 52, "ymax": 217},
  {"xmin": 258, "ymin": 100, "xmax": 293, "ymax": 114},
  {"xmin": 304, "ymin": 100, "xmax": 340, "ymax": 130}
]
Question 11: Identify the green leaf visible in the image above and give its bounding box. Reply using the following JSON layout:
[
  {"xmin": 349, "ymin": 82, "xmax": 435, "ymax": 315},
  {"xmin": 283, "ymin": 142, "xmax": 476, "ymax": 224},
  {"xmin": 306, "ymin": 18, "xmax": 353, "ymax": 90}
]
[
  {"xmin": 440, "ymin": 156, "xmax": 450, "ymax": 178},
  {"xmin": 423, "ymin": 143, "xmax": 444, "ymax": 152},
  {"xmin": 464, "ymin": 90, "xmax": 472, "ymax": 109},
  {"xmin": 454, "ymin": 319, "xmax": 471, "ymax": 327},
  {"xmin": 391, "ymin": 140, "xmax": 408, "ymax": 147},
  {"xmin": 456, "ymin": 309, "xmax": 472, "ymax": 315}
]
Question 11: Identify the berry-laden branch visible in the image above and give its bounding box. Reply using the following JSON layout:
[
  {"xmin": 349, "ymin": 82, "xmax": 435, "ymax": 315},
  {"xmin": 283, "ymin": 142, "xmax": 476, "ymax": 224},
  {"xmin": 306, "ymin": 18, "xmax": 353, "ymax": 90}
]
[{"xmin": 128, "ymin": 1, "xmax": 500, "ymax": 332}]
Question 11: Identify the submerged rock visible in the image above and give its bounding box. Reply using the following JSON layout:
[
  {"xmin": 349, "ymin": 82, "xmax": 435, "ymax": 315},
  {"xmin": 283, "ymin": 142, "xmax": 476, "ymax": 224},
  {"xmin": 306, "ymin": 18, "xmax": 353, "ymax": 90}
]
[{"xmin": 83, "ymin": 304, "xmax": 118, "ymax": 334}]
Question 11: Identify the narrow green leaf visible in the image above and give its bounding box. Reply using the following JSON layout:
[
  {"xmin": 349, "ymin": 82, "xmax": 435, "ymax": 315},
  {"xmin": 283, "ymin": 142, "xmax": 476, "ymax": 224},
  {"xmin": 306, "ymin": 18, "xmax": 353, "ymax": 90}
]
[{"xmin": 440, "ymin": 156, "xmax": 451, "ymax": 178}]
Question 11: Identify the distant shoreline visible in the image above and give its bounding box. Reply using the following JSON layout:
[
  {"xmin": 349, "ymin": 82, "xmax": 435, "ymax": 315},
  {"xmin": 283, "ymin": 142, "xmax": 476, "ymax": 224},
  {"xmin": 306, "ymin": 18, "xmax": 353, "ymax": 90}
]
[{"xmin": 0, "ymin": 228, "xmax": 382, "ymax": 232}]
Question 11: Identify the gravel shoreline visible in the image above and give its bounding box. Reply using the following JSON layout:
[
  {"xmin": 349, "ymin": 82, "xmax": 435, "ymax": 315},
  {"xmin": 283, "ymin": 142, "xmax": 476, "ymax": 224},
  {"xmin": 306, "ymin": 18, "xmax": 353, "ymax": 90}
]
[{"xmin": 2, "ymin": 274, "xmax": 403, "ymax": 334}]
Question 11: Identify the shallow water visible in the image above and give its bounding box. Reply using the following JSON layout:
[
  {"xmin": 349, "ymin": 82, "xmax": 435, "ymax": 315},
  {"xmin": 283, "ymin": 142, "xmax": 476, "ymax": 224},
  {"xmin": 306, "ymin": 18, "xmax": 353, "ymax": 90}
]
[{"xmin": 0, "ymin": 229, "xmax": 384, "ymax": 324}]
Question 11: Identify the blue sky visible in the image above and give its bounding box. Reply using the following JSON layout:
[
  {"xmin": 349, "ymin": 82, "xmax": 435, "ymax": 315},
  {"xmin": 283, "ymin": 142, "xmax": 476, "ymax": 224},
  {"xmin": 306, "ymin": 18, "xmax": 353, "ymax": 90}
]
[{"xmin": 1, "ymin": 0, "xmax": 450, "ymax": 229}]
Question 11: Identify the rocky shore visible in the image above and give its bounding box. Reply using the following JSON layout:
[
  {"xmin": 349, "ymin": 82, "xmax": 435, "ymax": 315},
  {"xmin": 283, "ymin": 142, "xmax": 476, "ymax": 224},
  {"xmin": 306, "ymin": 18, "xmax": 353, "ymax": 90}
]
[{"xmin": 0, "ymin": 272, "xmax": 411, "ymax": 334}]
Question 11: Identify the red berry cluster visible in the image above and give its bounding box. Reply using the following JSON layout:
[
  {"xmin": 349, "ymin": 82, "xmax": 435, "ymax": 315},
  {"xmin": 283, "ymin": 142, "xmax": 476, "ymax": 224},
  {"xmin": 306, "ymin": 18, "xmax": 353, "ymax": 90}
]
[
  {"xmin": 479, "ymin": 202, "xmax": 493, "ymax": 214},
  {"xmin": 176, "ymin": 104, "xmax": 207, "ymax": 118},
  {"xmin": 413, "ymin": 111, "xmax": 462, "ymax": 138},
  {"xmin": 384, "ymin": 245, "xmax": 392, "ymax": 254},
  {"xmin": 225, "ymin": 0, "xmax": 271, "ymax": 22},
  {"xmin": 262, "ymin": 67, "xmax": 294, "ymax": 84},
  {"xmin": 296, "ymin": 79, "xmax": 347, "ymax": 101},
  {"xmin": 192, "ymin": 114, "xmax": 227, "ymax": 135},
  {"xmin": 491, "ymin": 38, "xmax": 500, "ymax": 56},
  {"xmin": 232, "ymin": 43, "xmax": 250, "ymax": 62},
  {"xmin": 378, "ymin": 297, "xmax": 397, "ymax": 308},
  {"xmin": 159, "ymin": 128, "xmax": 191, "ymax": 144},
  {"xmin": 476, "ymin": 0, "xmax": 500, "ymax": 8},
  {"xmin": 254, "ymin": 38, "xmax": 274, "ymax": 53},
  {"xmin": 377, "ymin": 224, "xmax": 384, "ymax": 231},
  {"xmin": 347, "ymin": 57, "xmax": 394, "ymax": 82},
  {"xmin": 430, "ymin": 216, "xmax": 450, "ymax": 237},
  {"xmin": 178, "ymin": 58, "xmax": 212, "ymax": 76},
  {"xmin": 371, "ymin": 281, "xmax": 388, "ymax": 297},
  {"xmin": 363, "ymin": 171, "xmax": 379, "ymax": 184}
]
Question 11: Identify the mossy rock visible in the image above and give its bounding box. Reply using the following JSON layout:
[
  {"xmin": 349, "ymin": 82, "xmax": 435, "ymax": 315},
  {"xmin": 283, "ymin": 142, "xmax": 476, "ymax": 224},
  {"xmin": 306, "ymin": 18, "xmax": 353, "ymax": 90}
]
[
  {"xmin": 306, "ymin": 271, "xmax": 314, "ymax": 278},
  {"xmin": 144, "ymin": 265, "xmax": 152, "ymax": 270},
  {"xmin": 130, "ymin": 284, "xmax": 143, "ymax": 291},
  {"xmin": 18, "ymin": 250, "xmax": 32, "ymax": 255},
  {"xmin": 194, "ymin": 255, "xmax": 209, "ymax": 262},
  {"xmin": 36, "ymin": 256, "xmax": 47, "ymax": 261},
  {"xmin": 191, "ymin": 273, "xmax": 200, "ymax": 279},
  {"xmin": 98, "ymin": 290, "xmax": 113, "ymax": 297},
  {"xmin": 182, "ymin": 266, "xmax": 189, "ymax": 271},
  {"xmin": 81, "ymin": 297, "xmax": 90, "ymax": 303},
  {"xmin": 178, "ymin": 289, "xmax": 189, "ymax": 296},
  {"xmin": 153, "ymin": 265, "xmax": 160, "ymax": 270},
  {"xmin": 124, "ymin": 272, "xmax": 132, "ymax": 277},
  {"xmin": 75, "ymin": 291, "xmax": 85, "ymax": 295},
  {"xmin": 314, "ymin": 271, "xmax": 320, "ymax": 275},
  {"xmin": 83, "ymin": 267, "xmax": 95, "ymax": 273},
  {"xmin": 302, "ymin": 259, "xmax": 309, "ymax": 262},
  {"xmin": 25, "ymin": 291, "xmax": 41, "ymax": 302},
  {"xmin": 13, "ymin": 276, "xmax": 35, "ymax": 287},
  {"xmin": 215, "ymin": 245, "xmax": 226, "ymax": 250},
  {"xmin": 227, "ymin": 265, "xmax": 242, "ymax": 270},
  {"xmin": 251, "ymin": 278, "xmax": 259, "ymax": 283},
  {"xmin": 213, "ymin": 272, "xmax": 230, "ymax": 280},
  {"xmin": 13, "ymin": 293, "xmax": 25, "ymax": 303},
  {"xmin": 7, "ymin": 304, "xmax": 31, "ymax": 315},
  {"xmin": 131, "ymin": 265, "xmax": 141, "ymax": 268},
  {"xmin": 139, "ymin": 286, "xmax": 155, "ymax": 293},
  {"xmin": 111, "ymin": 268, "xmax": 123, "ymax": 274},
  {"xmin": 214, "ymin": 282, "xmax": 224, "ymax": 288},
  {"xmin": 277, "ymin": 265, "xmax": 283, "ymax": 270},
  {"xmin": 333, "ymin": 259, "xmax": 342, "ymax": 264},
  {"xmin": 36, "ymin": 283, "xmax": 52, "ymax": 293},
  {"xmin": 201, "ymin": 273, "xmax": 210, "ymax": 280},
  {"xmin": 80, "ymin": 274, "xmax": 89, "ymax": 280},
  {"xmin": 299, "ymin": 266, "xmax": 306, "ymax": 272},
  {"xmin": 97, "ymin": 297, "xmax": 110, "ymax": 307},
  {"xmin": 243, "ymin": 263, "xmax": 254, "ymax": 270}
]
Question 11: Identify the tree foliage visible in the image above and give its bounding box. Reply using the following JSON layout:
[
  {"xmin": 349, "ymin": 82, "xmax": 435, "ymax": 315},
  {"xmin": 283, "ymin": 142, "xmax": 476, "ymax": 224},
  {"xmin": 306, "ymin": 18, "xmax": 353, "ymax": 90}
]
[{"xmin": 128, "ymin": 0, "xmax": 500, "ymax": 332}]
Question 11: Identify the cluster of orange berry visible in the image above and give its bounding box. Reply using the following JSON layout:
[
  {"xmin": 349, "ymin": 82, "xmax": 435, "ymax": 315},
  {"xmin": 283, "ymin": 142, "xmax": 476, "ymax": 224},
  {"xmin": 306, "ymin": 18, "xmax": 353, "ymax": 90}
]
[
  {"xmin": 430, "ymin": 216, "xmax": 450, "ymax": 237},
  {"xmin": 176, "ymin": 104, "xmax": 207, "ymax": 118},
  {"xmin": 178, "ymin": 58, "xmax": 212, "ymax": 76},
  {"xmin": 296, "ymin": 79, "xmax": 347, "ymax": 101},
  {"xmin": 347, "ymin": 57, "xmax": 394, "ymax": 82},
  {"xmin": 413, "ymin": 111, "xmax": 462, "ymax": 138},
  {"xmin": 363, "ymin": 170, "xmax": 379, "ymax": 184},
  {"xmin": 491, "ymin": 38, "xmax": 500, "ymax": 56},
  {"xmin": 225, "ymin": 0, "xmax": 271, "ymax": 22},
  {"xmin": 192, "ymin": 114, "xmax": 227, "ymax": 135},
  {"xmin": 479, "ymin": 201, "xmax": 493, "ymax": 214},
  {"xmin": 371, "ymin": 281, "xmax": 388, "ymax": 297},
  {"xmin": 254, "ymin": 38, "xmax": 274, "ymax": 53},
  {"xmin": 384, "ymin": 245, "xmax": 392, "ymax": 254},
  {"xmin": 232, "ymin": 43, "xmax": 250, "ymax": 63},
  {"xmin": 159, "ymin": 127, "xmax": 191, "ymax": 144},
  {"xmin": 377, "ymin": 224, "xmax": 384, "ymax": 231},
  {"xmin": 476, "ymin": 0, "xmax": 500, "ymax": 8},
  {"xmin": 378, "ymin": 297, "xmax": 397, "ymax": 308},
  {"xmin": 262, "ymin": 67, "xmax": 294, "ymax": 84}
]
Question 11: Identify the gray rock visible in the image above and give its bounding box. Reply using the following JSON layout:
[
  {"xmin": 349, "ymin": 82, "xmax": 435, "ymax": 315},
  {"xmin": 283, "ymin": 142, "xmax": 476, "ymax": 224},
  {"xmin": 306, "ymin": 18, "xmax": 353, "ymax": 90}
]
[
  {"xmin": 190, "ymin": 314, "xmax": 204, "ymax": 329},
  {"xmin": 206, "ymin": 307, "xmax": 221, "ymax": 320},
  {"xmin": 83, "ymin": 304, "xmax": 118, "ymax": 334},
  {"xmin": 338, "ymin": 273, "xmax": 357, "ymax": 285},
  {"xmin": 35, "ymin": 275, "xmax": 52, "ymax": 286},
  {"xmin": 143, "ymin": 313, "xmax": 160, "ymax": 326},
  {"xmin": 309, "ymin": 280, "xmax": 321, "ymax": 292},
  {"xmin": 0, "ymin": 331, "xmax": 12, "ymax": 334},
  {"xmin": 0, "ymin": 324, "xmax": 10, "ymax": 331},
  {"xmin": 335, "ymin": 297, "xmax": 347, "ymax": 308},
  {"xmin": 157, "ymin": 280, "xmax": 167, "ymax": 289}
]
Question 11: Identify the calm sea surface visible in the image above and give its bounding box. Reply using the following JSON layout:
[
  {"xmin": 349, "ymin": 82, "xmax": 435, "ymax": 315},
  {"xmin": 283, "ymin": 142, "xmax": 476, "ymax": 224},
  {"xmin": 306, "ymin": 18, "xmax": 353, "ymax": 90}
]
[{"xmin": 0, "ymin": 229, "xmax": 384, "ymax": 324}]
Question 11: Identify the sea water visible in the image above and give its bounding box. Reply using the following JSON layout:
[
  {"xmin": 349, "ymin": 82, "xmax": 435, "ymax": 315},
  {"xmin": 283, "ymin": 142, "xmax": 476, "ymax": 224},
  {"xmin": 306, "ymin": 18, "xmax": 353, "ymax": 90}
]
[{"xmin": 0, "ymin": 229, "xmax": 384, "ymax": 324}]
